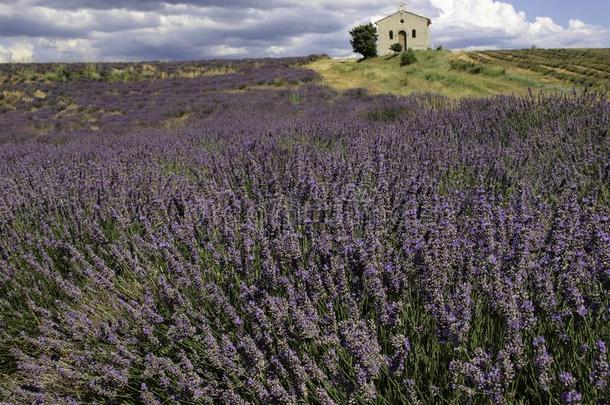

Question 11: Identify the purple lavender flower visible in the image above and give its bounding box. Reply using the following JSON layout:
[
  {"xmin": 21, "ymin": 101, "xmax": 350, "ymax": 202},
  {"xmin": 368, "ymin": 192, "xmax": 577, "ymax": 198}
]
[
  {"xmin": 533, "ymin": 336, "xmax": 554, "ymax": 392},
  {"xmin": 559, "ymin": 371, "xmax": 576, "ymax": 388},
  {"xmin": 590, "ymin": 340, "xmax": 609, "ymax": 390},
  {"xmin": 562, "ymin": 390, "xmax": 582, "ymax": 404}
]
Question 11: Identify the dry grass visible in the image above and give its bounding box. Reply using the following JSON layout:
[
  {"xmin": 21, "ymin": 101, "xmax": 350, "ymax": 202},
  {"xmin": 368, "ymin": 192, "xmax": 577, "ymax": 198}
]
[
  {"xmin": 175, "ymin": 66, "xmax": 238, "ymax": 78},
  {"xmin": 161, "ymin": 112, "xmax": 193, "ymax": 130},
  {"xmin": 307, "ymin": 51, "xmax": 572, "ymax": 98}
]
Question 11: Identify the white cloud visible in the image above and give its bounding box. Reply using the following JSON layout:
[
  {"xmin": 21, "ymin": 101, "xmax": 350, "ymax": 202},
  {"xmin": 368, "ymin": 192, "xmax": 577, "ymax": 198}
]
[
  {"xmin": 0, "ymin": 0, "xmax": 607, "ymax": 61},
  {"xmin": 10, "ymin": 42, "xmax": 34, "ymax": 62},
  {"xmin": 267, "ymin": 45, "xmax": 287, "ymax": 55},
  {"xmin": 0, "ymin": 41, "xmax": 34, "ymax": 62},
  {"xmin": 208, "ymin": 44, "xmax": 247, "ymax": 57},
  {"xmin": 0, "ymin": 45, "xmax": 10, "ymax": 63},
  {"xmin": 428, "ymin": 0, "xmax": 609, "ymax": 49},
  {"xmin": 38, "ymin": 38, "xmax": 97, "ymax": 61}
]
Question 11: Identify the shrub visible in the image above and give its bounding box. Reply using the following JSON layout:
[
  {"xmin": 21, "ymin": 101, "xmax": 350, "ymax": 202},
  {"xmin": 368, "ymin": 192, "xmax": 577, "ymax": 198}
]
[
  {"xmin": 400, "ymin": 49, "xmax": 418, "ymax": 66},
  {"xmin": 390, "ymin": 43, "xmax": 403, "ymax": 56},
  {"xmin": 368, "ymin": 106, "xmax": 402, "ymax": 122},
  {"xmin": 349, "ymin": 23, "xmax": 377, "ymax": 59},
  {"xmin": 449, "ymin": 60, "xmax": 470, "ymax": 72},
  {"xmin": 46, "ymin": 65, "xmax": 71, "ymax": 82},
  {"xmin": 80, "ymin": 64, "xmax": 102, "ymax": 81},
  {"xmin": 449, "ymin": 60, "xmax": 505, "ymax": 76},
  {"xmin": 107, "ymin": 67, "xmax": 137, "ymax": 83}
]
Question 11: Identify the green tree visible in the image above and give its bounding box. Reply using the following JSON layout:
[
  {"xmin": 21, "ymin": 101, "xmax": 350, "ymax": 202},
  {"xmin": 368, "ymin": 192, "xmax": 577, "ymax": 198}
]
[
  {"xmin": 390, "ymin": 43, "xmax": 403, "ymax": 56},
  {"xmin": 349, "ymin": 23, "xmax": 377, "ymax": 59}
]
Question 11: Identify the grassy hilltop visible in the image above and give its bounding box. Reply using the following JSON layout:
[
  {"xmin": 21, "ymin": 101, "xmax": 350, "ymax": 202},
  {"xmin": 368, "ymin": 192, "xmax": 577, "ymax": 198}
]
[{"xmin": 308, "ymin": 48, "xmax": 610, "ymax": 98}]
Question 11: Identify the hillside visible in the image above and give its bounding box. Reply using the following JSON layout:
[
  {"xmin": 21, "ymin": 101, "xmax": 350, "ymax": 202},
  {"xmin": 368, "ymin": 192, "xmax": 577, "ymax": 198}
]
[{"xmin": 308, "ymin": 48, "xmax": 610, "ymax": 98}]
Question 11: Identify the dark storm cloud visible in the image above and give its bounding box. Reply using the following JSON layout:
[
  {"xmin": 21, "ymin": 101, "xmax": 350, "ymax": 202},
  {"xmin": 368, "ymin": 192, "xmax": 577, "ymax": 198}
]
[
  {"xmin": 0, "ymin": 7, "xmax": 161, "ymax": 38},
  {"xmin": 19, "ymin": 0, "xmax": 300, "ymax": 11},
  {"xmin": 0, "ymin": 5, "xmax": 339, "ymax": 40}
]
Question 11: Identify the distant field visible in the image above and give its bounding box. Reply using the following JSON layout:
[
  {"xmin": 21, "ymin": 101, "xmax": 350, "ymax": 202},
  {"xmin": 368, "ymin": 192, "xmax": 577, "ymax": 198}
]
[
  {"xmin": 0, "ymin": 57, "xmax": 322, "ymax": 84},
  {"xmin": 471, "ymin": 48, "xmax": 610, "ymax": 90},
  {"xmin": 0, "ymin": 57, "xmax": 321, "ymax": 143},
  {"xmin": 308, "ymin": 48, "xmax": 610, "ymax": 98}
]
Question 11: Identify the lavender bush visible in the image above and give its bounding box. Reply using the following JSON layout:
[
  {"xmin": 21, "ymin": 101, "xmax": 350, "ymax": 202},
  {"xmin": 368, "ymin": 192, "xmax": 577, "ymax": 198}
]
[{"xmin": 0, "ymin": 58, "xmax": 608, "ymax": 404}]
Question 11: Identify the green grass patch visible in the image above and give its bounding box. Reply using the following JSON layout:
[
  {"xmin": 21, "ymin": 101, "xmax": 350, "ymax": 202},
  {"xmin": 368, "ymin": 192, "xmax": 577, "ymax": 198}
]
[{"xmin": 307, "ymin": 50, "xmax": 582, "ymax": 98}]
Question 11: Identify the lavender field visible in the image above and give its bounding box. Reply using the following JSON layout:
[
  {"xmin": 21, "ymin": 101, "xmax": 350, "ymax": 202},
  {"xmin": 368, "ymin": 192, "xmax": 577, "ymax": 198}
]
[{"xmin": 0, "ymin": 56, "xmax": 609, "ymax": 404}]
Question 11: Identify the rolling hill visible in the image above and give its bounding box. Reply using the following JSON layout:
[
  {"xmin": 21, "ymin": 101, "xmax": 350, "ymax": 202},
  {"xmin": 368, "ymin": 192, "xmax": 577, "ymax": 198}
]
[{"xmin": 308, "ymin": 48, "xmax": 610, "ymax": 98}]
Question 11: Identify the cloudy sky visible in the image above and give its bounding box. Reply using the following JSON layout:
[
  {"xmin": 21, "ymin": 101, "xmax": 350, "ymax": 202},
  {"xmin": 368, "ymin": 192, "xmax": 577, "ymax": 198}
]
[{"xmin": 0, "ymin": 0, "xmax": 608, "ymax": 62}]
